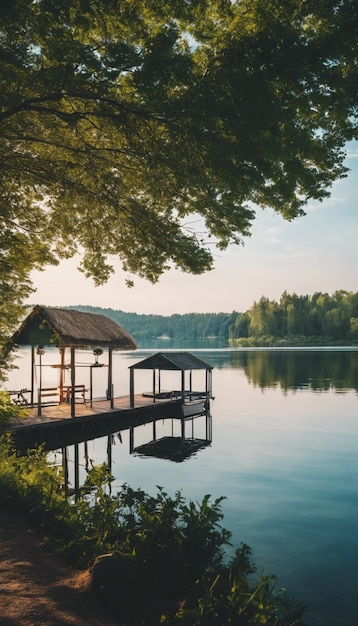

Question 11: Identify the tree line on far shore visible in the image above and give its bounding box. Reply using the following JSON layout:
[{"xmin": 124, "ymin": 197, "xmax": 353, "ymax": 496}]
[
  {"xmin": 230, "ymin": 290, "xmax": 358, "ymax": 345},
  {"xmin": 69, "ymin": 289, "xmax": 358, "ymax": 346}
]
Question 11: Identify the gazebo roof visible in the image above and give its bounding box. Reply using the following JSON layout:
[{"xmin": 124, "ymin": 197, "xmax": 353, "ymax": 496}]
[
  {"xmin": 12, "ymin": 305, "xmax": 137, "ymax": 349},
  {"xmin": 129, "ymin": 351, "xmax": 212, "ymax": 371}
]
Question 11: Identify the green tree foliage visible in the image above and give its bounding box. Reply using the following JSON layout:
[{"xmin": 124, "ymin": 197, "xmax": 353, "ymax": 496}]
[
  {"xmin": 1, "ymin": 0, "xmax": 357, "ymax": 367},
  {"xmin": 230, "ymin": 290, "xmax": 358, "ymax": 344}
]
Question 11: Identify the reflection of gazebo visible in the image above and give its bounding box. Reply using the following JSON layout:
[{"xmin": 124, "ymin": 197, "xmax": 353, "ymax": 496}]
[
  {"xmin": 131, "ymin": 435, "xmax": 212, "ymax": 463},
  {"xmin": 11, "ymin": 305, "xmax": 136, "ymax": 417},
  {"xmin": 129, "ymin": 352, "xmax": 213, "ymax": 408}
]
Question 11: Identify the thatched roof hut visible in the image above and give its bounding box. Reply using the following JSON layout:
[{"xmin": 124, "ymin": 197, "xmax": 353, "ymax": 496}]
[
  {"xmin": 12, "ymin": 305, "xmax": 136, "ymax": 349},
  {"xmin": 11, "ymin": 306, "xmax": 136, "ymax": 418}
]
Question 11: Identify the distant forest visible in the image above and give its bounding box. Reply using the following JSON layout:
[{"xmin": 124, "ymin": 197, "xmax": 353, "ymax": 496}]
[
  {"xmin": 68, "ymin": 306, "xmax": 238, "ymax": 343},
  {"xmin": 70, "ymin": 290, "xmax": 358, "ymax": 346}
]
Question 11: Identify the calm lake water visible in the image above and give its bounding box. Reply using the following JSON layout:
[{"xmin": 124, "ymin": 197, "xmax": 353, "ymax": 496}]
[{"xmin": 5, "ymin": 347, "xmax": 358, "ymax": 626}]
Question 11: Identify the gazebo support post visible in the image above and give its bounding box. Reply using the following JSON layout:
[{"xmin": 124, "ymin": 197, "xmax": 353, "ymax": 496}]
[
  {"xmin": 70, "ymin": 347, "xmax": 76, "ymax": 418},
  {"xmin": 130, "ymin": 369, "xmax": 135, "ymax": 407},
  {"xmin": 107, "ymin": 347, "xmax": 113, "ymax": 408},
  {"xmin": 31, "ymin": 346, "xmax": 35, "ymax": 407},
  {"xmin": 59, "ymin": 347, "xmax": 65, "ymax": 402},
  {"xmin": 206, "ymin": 370, "xmax": 212, "ymax": 398}
]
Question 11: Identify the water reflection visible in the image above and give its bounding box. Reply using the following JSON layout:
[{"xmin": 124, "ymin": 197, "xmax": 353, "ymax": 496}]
[
  {"xmin": 130, "ymin": 412, "xmax": 212, "ymax": 462},
  {"xmin": 193, "ymin": 348, "xmax": 358, "ymax": 392},
  {"xmin": 10, "ymin": 347, "xmax": 358, "ymax": 626},
  {"xmin": 52, "ymin": 411, "xmax": 212, "ymax": 496}
]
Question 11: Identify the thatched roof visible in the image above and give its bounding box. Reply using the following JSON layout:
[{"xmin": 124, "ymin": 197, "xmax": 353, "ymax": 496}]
[
  {"xmin": 12, "ymin": 306, "xmax": 137, "ymax": 349},
  {"xmin": 130, "ymin": 352, "xmax": 212, "ymax": 371}
]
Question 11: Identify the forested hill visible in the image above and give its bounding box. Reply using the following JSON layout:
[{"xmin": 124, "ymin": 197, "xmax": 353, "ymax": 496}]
[
  {"xmin": 230, "ymin": 290, "xmax": 358, "ymax": 345},
  {"xmin": 68, "ymin": 290, "xmax": 358, "ymax": 346},
  {"xmin": 67, "ymin": 306, "xmax": 238, "ymax": 343}
]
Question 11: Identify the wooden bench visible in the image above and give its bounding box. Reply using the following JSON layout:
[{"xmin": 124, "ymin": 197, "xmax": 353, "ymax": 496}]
[
  {"xmin": 62, "ymin": 385, "xmax": 88, "ymax": 404},
  {"xmin": 38, "ymin": 387, "xmax": 60, "ymax": 405}
]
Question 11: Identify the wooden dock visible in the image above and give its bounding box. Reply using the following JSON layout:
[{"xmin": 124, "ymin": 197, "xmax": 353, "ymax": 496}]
[{"xmin": 3, "ymin": 394, "xmax": 209, "ymax": 452}]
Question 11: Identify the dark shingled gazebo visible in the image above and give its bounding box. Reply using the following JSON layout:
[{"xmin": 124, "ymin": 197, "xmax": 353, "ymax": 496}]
[
  {"xmin": 129, "ymin": 351, "xmax": 213, "ymax": 408},
  {"xmin": 12, "ymin": 305, "xmax": 136, "ymax": 417}
]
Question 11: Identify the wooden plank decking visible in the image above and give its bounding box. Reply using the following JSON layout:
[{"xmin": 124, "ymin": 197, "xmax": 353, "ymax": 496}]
[
  {"xmin": 6, "ymin": 394, "xmax": 179, "ymax": 428},
  {"xmin": 2, "ymin": 391, "xmax": 211, "ymax": 453},
  {"xmin": 2, "ymin": 393, "xmax": 189, "ymax": 451}
]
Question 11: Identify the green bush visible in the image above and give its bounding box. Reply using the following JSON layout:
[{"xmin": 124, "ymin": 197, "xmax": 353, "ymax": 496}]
[{"xmin": 0, "ymin": 391, "xmax": 27, "ymax": 424}]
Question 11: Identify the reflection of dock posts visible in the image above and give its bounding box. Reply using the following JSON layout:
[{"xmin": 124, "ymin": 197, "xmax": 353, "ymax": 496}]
[
  {"xmin": 181, "ymin": 416, "xmax": 185, "ymax": 440},
  {"xmin": 206, "ymin": 413, "xmax": 212, "ymax": 442},
  {"xmin": 84, "ymin": 441, "xmax": 89, "ymax": 471},
  {"xmin": 62, "ymin": 447, "xmax": 69, "ymax": 497},
  {"xmin": 129, "ymin": 426, "xmax": 134, "ymax": 453},
  {"xmin": 74, "ymin": 443, "xmax": 79, "ymax": 501},
  {"xmin": 153, "ymin": 419, "xmax": 157, "ymax": 442},
  {"xmin": 107, "ymin": 435, "xmax": 112, "ymax": 473}
]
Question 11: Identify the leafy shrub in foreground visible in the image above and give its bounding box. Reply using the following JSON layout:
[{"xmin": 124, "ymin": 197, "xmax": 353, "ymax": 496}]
[{"xmin": 0, "ymin": 391, "xmax": 27, "ymax": 424}]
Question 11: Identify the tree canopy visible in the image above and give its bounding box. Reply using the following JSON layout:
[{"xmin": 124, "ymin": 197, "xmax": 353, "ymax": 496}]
[{"xmin": 1, "ymin": 0, "xmax": 357, "ymax": 371}]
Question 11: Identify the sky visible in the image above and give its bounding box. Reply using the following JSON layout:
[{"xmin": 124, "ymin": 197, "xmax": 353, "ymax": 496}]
[{"xmin": 28, "ymin": 142, "xmax": 358, "ymax": 316}]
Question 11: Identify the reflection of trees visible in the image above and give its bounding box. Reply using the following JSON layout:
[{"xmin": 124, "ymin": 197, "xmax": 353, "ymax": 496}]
[
  {"xmin": 199, "ymin": 350, "xmax": 358, "ymax": 392},
  {"xmin": 243, "ymin": 351, "xmax": 358, "ymax": 392}
]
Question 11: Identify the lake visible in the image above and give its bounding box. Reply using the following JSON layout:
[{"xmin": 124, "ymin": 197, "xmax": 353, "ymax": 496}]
[{"xmin": 5, "ymin": 347, "xmax": 358, "ymax": 625}]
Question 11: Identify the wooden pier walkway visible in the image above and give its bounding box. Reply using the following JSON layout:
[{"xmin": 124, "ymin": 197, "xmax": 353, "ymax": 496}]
[
  {"xmin": 8, "ymin": 393, "xmax": 175, "ymax": 427},
  {"xmin": 3, "ymin": 394, "xmax": 208, "ymax": 452}
]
